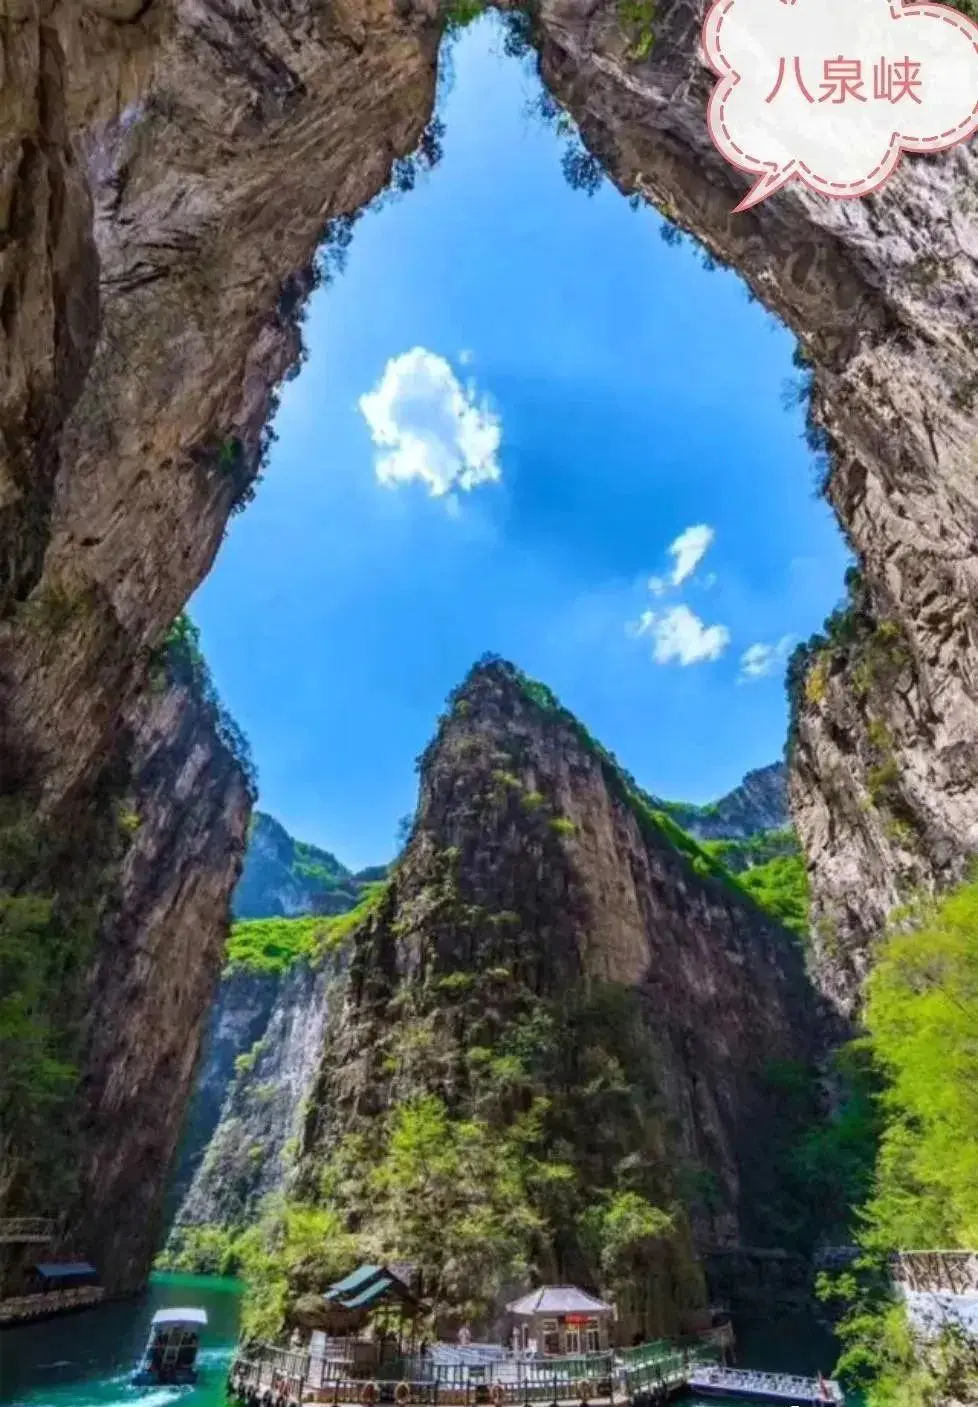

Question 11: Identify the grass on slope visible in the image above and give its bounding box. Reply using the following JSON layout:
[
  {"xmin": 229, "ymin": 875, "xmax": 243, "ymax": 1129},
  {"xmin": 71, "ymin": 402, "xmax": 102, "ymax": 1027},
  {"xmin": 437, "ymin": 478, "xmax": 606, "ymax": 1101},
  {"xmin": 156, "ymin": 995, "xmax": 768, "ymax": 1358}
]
[
  {"xmin": 225, "ymin": 881, "xmax": 387, "ymax": 976},
  {"xmin": 508, "ymin": 663, "xmax": 797, "ymax": 912}
]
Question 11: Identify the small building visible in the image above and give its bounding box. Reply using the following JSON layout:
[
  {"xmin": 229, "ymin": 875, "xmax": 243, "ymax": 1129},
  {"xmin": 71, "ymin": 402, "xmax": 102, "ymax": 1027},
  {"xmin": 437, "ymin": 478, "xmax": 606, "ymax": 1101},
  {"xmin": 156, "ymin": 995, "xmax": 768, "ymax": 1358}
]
[
  {"xmin": 22, "ymin": 1262, "xmax": 99, "ymax": 1296},
  {"xmin": 292, "ymin": 1262, "xmax": 424, "ymax": 1368},
  {"xmin": 506, "ymin": 1286, "xmax": 615, "ymax": 1357}
]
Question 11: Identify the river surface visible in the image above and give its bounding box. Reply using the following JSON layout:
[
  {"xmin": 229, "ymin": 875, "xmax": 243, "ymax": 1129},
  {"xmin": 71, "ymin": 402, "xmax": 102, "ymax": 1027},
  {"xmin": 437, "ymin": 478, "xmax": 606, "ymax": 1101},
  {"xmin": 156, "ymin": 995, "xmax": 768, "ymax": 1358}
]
[
  {"xmin": 0, "ymin": 1274, "xmax": 241, "ymax": 1407},
  {"xmin": 0, "ymin": 1280, "xmax": 841, "ymax": 1407}
]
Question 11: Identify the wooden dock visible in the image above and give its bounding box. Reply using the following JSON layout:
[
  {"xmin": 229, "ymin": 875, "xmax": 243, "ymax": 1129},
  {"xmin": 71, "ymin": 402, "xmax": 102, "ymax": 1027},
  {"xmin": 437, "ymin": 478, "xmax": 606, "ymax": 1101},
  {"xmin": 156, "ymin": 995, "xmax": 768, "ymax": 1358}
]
[
  {"xmin": 228, "ymin": 1340, "xmax": 727, "ymax": 1407},
  {"xmin": 0, "ymin": 1285, "xmax": 105, "ymax": 1326}
]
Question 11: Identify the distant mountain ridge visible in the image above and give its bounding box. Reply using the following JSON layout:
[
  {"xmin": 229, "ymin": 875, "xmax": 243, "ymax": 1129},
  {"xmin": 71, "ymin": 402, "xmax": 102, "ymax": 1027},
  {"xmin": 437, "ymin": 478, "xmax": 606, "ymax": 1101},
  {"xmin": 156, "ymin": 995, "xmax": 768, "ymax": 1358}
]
[
  {"xmin": 233, "ymin": 811, "xmax": 382, "ymax": 919},
  {"xmin": 660, "ymin": 762, "xmax": 788, "ymax": 841}
]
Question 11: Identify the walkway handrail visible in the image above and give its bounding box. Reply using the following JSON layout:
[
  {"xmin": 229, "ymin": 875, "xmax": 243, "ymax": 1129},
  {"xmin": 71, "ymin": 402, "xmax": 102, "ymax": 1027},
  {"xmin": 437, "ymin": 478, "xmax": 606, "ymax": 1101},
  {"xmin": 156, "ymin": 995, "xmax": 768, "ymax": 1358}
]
[{"xmin": 0, "ymin": 1217, "xmax": 56, "ymax": 1243}]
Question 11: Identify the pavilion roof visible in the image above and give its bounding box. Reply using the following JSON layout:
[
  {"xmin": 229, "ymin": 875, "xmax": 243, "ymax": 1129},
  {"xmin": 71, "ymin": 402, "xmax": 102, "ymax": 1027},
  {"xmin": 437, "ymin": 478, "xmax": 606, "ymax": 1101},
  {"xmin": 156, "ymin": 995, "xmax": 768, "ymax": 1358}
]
[{"xmin": 506, "ymin": 1286, "xmax": 614, "ymax": 1316}]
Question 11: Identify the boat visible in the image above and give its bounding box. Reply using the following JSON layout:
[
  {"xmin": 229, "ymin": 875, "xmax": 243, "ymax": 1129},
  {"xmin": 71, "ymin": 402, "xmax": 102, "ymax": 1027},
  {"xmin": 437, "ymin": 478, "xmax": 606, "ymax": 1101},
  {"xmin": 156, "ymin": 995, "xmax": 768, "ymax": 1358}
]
[{"xmin": 132, "ymin": 1306, "xmax": 208, "ymax": 1387}]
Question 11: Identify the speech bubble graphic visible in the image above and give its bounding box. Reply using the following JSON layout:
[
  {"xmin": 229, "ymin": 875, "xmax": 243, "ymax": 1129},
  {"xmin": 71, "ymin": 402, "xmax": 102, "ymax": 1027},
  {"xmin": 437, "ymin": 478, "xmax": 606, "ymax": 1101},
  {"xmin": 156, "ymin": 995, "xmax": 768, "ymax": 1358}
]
[{"xmin": 703, "ymin": 0, "xmax": 978, "ymax": 212}]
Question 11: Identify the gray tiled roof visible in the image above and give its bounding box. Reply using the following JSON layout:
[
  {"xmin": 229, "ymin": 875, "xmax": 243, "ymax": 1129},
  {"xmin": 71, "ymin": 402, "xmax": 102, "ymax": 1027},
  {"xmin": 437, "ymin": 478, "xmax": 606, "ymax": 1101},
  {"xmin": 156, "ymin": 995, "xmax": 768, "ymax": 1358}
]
[{"xmin": 506, "ymin": 1286, "xmax": 613, "ymax": 1316}]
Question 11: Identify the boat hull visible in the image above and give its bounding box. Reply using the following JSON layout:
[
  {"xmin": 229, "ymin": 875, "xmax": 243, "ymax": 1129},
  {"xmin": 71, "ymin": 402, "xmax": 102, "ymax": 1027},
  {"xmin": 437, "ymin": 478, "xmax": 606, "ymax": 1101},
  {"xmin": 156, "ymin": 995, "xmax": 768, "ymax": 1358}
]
[
  {"xmin": 692, "ymin": 1389, "xmax": 836, "ymax": 1406},
  {"xmin": 131, "ymin": 1368, "xmax": 199, "ymax": 1387}
]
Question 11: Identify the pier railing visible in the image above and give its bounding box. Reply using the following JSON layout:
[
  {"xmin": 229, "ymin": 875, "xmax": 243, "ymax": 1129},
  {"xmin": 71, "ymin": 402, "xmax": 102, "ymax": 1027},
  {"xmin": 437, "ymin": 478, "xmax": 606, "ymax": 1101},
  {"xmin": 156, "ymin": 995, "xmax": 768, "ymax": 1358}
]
[
  {"xmin": 229, "ymin": 1337, "xmax": 726, "ymax": 1407},
  {"xmin": 229, "ymin": 1359, "xmax": 621, "ymax": 1407},
  {"xmin": 0, "ymin": 1217, "xmax": 56, "ymax": 1244},
  {"xmin": 687, "ymin": 1366, "xmax": 843, "ymax": 1405}
]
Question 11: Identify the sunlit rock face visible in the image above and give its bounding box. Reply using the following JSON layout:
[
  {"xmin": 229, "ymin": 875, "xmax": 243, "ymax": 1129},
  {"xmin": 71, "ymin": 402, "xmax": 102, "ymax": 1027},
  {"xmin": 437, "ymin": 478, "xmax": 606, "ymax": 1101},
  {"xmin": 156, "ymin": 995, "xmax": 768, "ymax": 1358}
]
[
  {"xmin": 3, "ymin": 0, "xmax": 978, "ymax": 1283},
  {"xmin": 298, "ymin": 660, "xmax": 822, "ymax": 1339}
]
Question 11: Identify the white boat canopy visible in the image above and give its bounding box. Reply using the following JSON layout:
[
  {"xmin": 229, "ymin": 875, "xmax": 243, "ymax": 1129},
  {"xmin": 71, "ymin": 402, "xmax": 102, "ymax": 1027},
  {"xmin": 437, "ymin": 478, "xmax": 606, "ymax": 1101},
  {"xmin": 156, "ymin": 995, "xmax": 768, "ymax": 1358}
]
[{"xmin": 151, "ymin": 1307, "xmax": 208, "ymax": 1328}]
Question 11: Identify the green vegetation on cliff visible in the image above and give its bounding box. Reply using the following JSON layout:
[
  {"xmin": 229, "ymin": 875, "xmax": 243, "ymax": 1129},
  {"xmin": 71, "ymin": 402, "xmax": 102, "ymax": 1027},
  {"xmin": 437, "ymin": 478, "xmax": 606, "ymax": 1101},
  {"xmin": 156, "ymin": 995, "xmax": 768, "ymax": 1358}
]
[
  {"xmin": 738, "ymin": 854, "xmax": 809, "ymax": 939},
  {"xmin": 821, "ymin": 878, "xmax": 978, "ymax": 1406},
  {"xmin": 700, "ymin": 830, "xmax": 809, "ymax": 939},
  {"xmin": 858, "ymin": 882, "xmax": 978, "ymax": 1250},
  {"xmin": 0, "ymin": 790, "xmax": 135, "ymax": 1213},
  {"xmin": 234, "ymin": 811, "xmax": 380, "ymax": 920},
  {"xmin": 485, "ymin": 659, "xmax": 809, "ymax": 936},
  {"xmin": 299, "ymin": 971, "xmax": 704, "ymax": 1332},
  {"xmin": 155, "ymin": 613, "xmax": 257, "ymax": 797},
  {"xmin": 225, "ymin": 884, "xmax": 386, "ymax": 976}
]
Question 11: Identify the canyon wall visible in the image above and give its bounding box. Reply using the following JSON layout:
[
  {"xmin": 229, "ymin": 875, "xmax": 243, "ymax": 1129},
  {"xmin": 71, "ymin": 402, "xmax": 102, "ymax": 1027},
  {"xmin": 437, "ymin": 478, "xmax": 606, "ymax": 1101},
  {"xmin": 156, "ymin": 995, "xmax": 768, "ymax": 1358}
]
[
  {"xmin": 4, "ymin": 0, "xmax": 978, "ymax": 1285},
  {"xmin": 296, "ymin": 661, "xmax": 822, "ymax": 1337}
]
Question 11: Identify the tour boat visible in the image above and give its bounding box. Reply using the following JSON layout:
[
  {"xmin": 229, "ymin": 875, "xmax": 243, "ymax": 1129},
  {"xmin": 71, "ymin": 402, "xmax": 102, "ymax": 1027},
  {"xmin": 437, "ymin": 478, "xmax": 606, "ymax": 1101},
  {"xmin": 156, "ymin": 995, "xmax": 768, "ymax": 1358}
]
[{"xmin": 132, "ymin": 1306, "xmax": 208, "ymax": 1388}]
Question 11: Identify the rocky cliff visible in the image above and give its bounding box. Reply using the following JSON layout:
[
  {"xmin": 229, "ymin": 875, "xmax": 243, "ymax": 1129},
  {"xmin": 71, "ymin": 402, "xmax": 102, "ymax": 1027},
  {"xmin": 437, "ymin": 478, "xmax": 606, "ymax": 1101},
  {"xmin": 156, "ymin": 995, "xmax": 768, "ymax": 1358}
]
[
  {"xmin": 0, "ymin": 646, "xmax": 251, "ymax": 1293},
  {"xmin": 172, "ymin": 949, "xmax": 345, "ymax": 1237},
  {"xmin": 166, "ymin": 815, "xmax": 383, "ymax": 1226},
  {"xmin": 787, "ymin": 568, "xmax": 978, "ymax": 1017},
  {"xmin": 662, "ymin": 763, "xmax": 788, "ymax": 842},
  {"xmin": 296, "ymin": 660, "xmax": 822, "ymax": 1337},
  {"xmin": 5, "ymin": 0, "xmax": 978, "ymax": 1293},
  {"xmin": 234, "ymin": 812, "xmax": 376, "ymax": 921}
]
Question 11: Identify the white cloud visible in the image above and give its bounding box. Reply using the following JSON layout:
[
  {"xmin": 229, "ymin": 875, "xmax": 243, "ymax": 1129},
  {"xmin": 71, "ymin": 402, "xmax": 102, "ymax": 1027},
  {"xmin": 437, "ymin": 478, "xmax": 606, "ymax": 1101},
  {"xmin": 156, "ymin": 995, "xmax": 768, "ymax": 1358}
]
[
  {"xmin": 458, "ymin": 349, "xmax": 474, "ymax": 366},
  {"xmin": 358, "ymin": 347, "xmax": 501, "ymax": 499},
  {"xmin": 648, "ymin": 575, "xmax": 668, "ymax": 597},
  {"xmin": 634, "ymin": 604, "xmax": 731, "ymax": 666},
  {"xmin": 668, "ymin": 524, "xmax": 715, "ymax": 586},
  {"xmin": 738, "ymin": 634, "xmax": 795, "ymax": 682}
]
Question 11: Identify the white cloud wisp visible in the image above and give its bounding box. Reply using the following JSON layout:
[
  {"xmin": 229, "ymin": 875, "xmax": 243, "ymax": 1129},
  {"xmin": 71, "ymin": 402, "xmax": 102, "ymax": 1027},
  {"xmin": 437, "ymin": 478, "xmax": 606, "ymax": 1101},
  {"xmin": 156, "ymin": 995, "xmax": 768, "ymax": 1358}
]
[{"xmin": 359, "ymin": 347, "xmax": 502, "ymax": 500}]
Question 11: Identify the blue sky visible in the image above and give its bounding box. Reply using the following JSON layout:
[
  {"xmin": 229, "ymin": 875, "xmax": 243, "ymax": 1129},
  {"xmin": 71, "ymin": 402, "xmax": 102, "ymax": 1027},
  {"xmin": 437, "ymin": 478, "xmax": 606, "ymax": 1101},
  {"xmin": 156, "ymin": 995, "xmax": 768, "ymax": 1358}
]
[{"xmin": 192, "ymin": 16, "xmax": 850, "ymax": 871}]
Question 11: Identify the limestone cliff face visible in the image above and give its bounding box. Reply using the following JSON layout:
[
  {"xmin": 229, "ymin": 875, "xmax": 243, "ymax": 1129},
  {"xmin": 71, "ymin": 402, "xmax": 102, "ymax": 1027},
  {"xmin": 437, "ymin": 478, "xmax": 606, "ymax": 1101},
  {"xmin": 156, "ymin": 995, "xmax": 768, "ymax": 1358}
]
[
  {"xmin": 300, "ymin": 661, "xmax": 821, "ymax": 1334},
  {"xmin": 5, "ymin": 0, "xmax": 978, "ymax": 1289},
  {"xmin": 167, "ymin": 812, "xmax": 377, "ymax": 1231},
  {"xmin": 73, "ymin": 675, "xmax": 251, "ymax": 1292},
  {"xmin": 664, "ymin": 763, "xmax": 788, "ymax": 842},
  {"xmin": 165, "ymin": 967, "xmax": 279, "ymax": 1220},
  {"xmin": 235, "ymin": 812, "xmax": 375, "ymax": 920},
  {"xmin": 786, "ymin": 574, "xmax": 976, "ymax": 1016},
  {"xmin": 173, "ymin": 952, "xmax": 343, "ymax": 1234}
]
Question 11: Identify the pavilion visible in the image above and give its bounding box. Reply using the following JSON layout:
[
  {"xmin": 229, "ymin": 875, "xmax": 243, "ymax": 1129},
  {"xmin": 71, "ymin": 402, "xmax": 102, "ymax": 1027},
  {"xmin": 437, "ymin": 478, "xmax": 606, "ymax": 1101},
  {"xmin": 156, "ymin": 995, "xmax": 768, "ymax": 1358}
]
[{"xmin": 506, "ymin": 1286, "xmax": 615, "ymax": 1356}]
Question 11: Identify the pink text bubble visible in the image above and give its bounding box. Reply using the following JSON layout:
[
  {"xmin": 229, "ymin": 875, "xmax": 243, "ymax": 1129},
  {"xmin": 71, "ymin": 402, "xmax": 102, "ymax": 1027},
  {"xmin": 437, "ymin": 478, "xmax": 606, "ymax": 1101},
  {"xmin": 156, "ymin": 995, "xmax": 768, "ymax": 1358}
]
[{"xmin": 703, "ymin": 0, "xmax": 978, "ymax": 212}]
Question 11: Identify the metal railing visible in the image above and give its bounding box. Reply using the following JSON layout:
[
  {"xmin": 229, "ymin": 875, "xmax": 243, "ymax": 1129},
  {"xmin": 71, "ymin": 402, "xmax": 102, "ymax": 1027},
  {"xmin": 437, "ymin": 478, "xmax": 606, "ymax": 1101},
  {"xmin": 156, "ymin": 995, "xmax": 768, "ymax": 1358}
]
[
  {"xmin": 229, "ymin": 1367, "xmax": 619, "ymax": 1407},
  {"xmin": 0, "ymin": 1217, "xmax": 56, "ymax": 1244},
  {"xmin": 687, "ymin": 1367, "xmax": 843, "ymax": 1404}
]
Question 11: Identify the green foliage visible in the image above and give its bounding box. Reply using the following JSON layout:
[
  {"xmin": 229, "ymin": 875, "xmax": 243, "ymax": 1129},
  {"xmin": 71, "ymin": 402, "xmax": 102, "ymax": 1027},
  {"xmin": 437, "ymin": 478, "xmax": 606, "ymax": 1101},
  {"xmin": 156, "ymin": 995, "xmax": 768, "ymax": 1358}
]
[
  {"xmin": 361, "ymin": 1094, "xmax": 543, "ymax": 1321},
  {"xmin": 756, "ymin": 1051, "xmax": 882, "ymax": 1253},
  {"xmin": 860, "ymin": 880, "xmax": 978, "ymax": 1248},
  {"xmin": 548, "ymin": 815, "xmax": 577, "ymax": 837},
  {"xmin": 583, "ymin": 1191, "xmax": 674, "ymax": 1282},
  {"xmin": 156, "ymin": 1223, "xmax": 244, "ymax": 1278},
  {"xmin": 441, "ymin": 0, "xmax": 485, "ymax": 33},
  {"xmin": 157, "ymin": 613, "xmax": 258, "ymax": 798},
  {"xmin": 0, "ymin": 893, "xmax": 81, "ymax": 1203},
  {"xmin": 236, "ymin": 1197, "xmax": 359, "ymax": 1341},
  {"xmin": 819, "ymin": 876, "xmax": 978, "ymax": 1405},
  {"xmin": 702, "ymin": 827, "xmax": 799, "ymax": 873},
  {"xmin": 234, "ymin": 1039, "xmax": 266, "ymax": 1078},
  {"xmin": 738, "ymin": 853, "xmax": 809, "ymax": 938},
  {"xmin": 292, "ymin": 979, "xmax": 697, "ymax": 1339},
  {"xmin": 617, "ymin": 0, "xmax": 655, "ymax": 59},
  {"xmin": 225, "ymin": 882, "xmax": 387, "ymax": 976},
  {"xmin": 225, "ymin": 917, "xmax": 338, "ymax": 977}
]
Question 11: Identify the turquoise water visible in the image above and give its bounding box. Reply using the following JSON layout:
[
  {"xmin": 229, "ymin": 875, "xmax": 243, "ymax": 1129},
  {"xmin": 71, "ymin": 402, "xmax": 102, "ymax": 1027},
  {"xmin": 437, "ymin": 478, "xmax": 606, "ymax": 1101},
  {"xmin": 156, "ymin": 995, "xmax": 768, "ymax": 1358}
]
[{"xmin": 0, "ymin": 1273, "xmax": 241, "ymax": 1407}]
